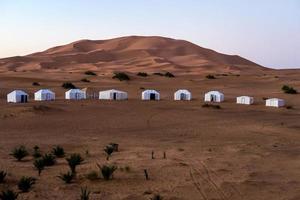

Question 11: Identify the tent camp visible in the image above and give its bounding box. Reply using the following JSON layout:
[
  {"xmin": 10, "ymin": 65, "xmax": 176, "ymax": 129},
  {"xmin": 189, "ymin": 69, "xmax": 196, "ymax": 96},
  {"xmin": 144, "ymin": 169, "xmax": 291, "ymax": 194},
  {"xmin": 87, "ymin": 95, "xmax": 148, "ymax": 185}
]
[
  {"xmin": 142, "ymin": 90, "xmax": 160, "ymax": 100},
  {"xmin": 236, "ymin": 96, "xmax": 254, "ymax": 105},
  {"xmin": 34, "ymin": 89, "xmax": 55, "ymax": 101},
  {"xmin": 65, "ymin": 89, "xmax": 86, "ymax": 100},
  {"xmin": 7, "ymin": 90, "xmax": 29, "ymax": 103},
  {"xmin": 204, "ymin": 91, "xmax": 224, "ymax": 102},
  {"xmin": 99, "ymin": 89, "xmax": 128, "ymax": 100},
  {"xmin": 266, "ymin": 98, "xmax": 285, "ymax": 107},
  {"xmin": 174, "ymin": 89, "xmax": 192, "ymax": 100}
]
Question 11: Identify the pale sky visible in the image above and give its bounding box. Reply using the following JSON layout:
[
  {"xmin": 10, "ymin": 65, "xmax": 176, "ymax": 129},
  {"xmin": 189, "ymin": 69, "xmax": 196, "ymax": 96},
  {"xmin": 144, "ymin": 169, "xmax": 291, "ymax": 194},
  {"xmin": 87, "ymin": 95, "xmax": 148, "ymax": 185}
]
[{"xmin": 0, "ymin": 0, "xmax": 299, "ymax": 69}]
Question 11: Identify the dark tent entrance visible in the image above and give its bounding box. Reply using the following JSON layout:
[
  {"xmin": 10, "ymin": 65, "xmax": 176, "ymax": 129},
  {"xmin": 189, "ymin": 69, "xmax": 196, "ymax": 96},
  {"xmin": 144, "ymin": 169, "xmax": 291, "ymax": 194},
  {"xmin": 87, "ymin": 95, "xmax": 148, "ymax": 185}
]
[
  {"xmin": 180, "ymin": 93, "xmax": 186, "ymax": 100},
  {"xmin": 113, "ymin": 93, "xmax": 117, "ymax": 100},
  {"xmin": 20, "ymin": 95, "xmax": 28, "ymax": 103},
  {"xmin": 210, "ymin": 95, "xmax": 217, "ymax": 102},
  {"xmin": 150, "ymin": 93, "xmax": 156, "ymax": 100}
]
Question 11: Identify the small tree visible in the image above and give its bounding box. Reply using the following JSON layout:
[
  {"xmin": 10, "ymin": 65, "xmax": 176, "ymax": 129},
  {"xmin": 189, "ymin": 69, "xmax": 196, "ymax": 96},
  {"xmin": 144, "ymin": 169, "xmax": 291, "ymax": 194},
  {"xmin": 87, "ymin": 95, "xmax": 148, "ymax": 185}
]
[
  {"xmin": 66, "ymin": 153, "xmax": 84, "ymax": 175},
  {"xmin": 18, "ymin": 176, "xmax": 36, "ymax": 193},
  {"xmin": 104, "ymin": 145, "xmax": 114, "ymax": 160},
  {"xmin": 0, "ymin": 190, "xmax": 18, "ymax": 200},
  {"xmin": 112, "ymin": 72, "xmax": 130, "ymax": 81},
  {"xmin": 137, "ymin": 72, "xmax": 148, "ymax": 77},
  {"xmin": 0, "ymin": 171, "xmax": 7, "ymax": 183},
  {"xmin": 81, "ymin": 78, "xmax": 90, "ymax": 83},
  {"xmin": 80, "ymin": 187, "xmax": 91, "ymax": 200},
  {"xmin": 32, "ymin": 145, "xmax": 42, "ymax": 159},
  {"xmin": 11, "ymin": 146, "xmax": 29, "ymax": 161},
  {"xmin": 282, "ymin": 85, "xmax": 297, "ymax": 94},
  {"xmin": 33, "ymin": 159, "xmax": 45, "ymax": 176},
  {"xmin": 206, "ymin": 74, "xmax": 216, "ymax": 79},
  {"xmin": 84, "ymin": 71, "xmax": 97, "ymax": 76},
  {"xmin": 58, "ymin": 171, "xmax": 74, "ymax": 184},
  {"xmin": 97, "ymin": 164, "xmax": 117, "ymax": 180},
  {"xmin": 41, "ymin": 153, "xmax": 56, "ymax": 166},
  {"xmin": 164, "ymin": 72, "xmax": 175, "ymax": 78},
  {"xmin": 52, "ymin": 146, "xmax": 65, "ymax": 158},
  {"xmin": 32, "ymin": 82, "xmax": 40, "ymax": 86},
  {"xmin": 62, "ymin": 82, "xmax": 76, "ymax": 89}
]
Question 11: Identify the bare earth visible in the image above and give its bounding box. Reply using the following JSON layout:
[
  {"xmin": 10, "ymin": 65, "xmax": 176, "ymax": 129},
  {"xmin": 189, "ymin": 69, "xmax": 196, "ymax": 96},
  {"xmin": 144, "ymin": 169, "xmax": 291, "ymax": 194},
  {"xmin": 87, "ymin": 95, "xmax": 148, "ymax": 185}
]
[{"xmin": 0, "ymin": 36, "xmax": 300, "ymax": 200}]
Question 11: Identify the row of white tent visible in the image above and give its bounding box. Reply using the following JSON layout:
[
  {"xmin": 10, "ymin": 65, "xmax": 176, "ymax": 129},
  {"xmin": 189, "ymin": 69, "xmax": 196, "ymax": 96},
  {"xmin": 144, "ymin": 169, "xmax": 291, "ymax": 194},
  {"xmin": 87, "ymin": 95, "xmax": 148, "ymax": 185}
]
[{"xmin": 6, "ymin": 89, "xmax": 285, "ymax": 107}]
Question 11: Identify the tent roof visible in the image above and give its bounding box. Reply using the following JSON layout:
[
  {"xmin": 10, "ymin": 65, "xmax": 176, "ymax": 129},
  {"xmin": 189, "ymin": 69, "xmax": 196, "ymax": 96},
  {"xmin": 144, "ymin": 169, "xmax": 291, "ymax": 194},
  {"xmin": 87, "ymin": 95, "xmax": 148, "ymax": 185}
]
[
  {"xmin": 175, "ymin": 89, "xmax": 191, "ymax": 94},
  {"xmin": 142, "ymin": 89, "xmax": 159, "ymax": 94},
  {"xmin": 8, "ymin": 90, "xmax": 28, "ymax": 96},
  {"xmin": 35, "ymin": 89, "xmax": 54, "ymax": 94},
  {"xmin": 206, "ymin": 91, "xmax": 223, "ymax": 95},
  {"xmin": 100, "ymin": 89, "xmax": 126, "ymax": 93}
]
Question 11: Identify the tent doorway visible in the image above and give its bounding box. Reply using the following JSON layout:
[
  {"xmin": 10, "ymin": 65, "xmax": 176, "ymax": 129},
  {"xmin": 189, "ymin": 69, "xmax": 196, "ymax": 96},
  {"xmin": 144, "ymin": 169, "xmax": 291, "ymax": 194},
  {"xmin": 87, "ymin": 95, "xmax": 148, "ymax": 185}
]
[
  {"xmin": 150, "ymin": 93, "xmax": 156, "ymax": 100},
  {"xmin": 180, "ymin": 93, "xmax": 186, "ymax": 100},
  {"xmin": 46, "ymin": 93, "xmax": 51, "ymax": 100},
  {"xmin": 75, "ymin": 93, "xmax": 80, "ymax": 100},
  {"xmin": 20, "ymin": 95, "xmax": 27, "ymax": 103},
  {"xmin": 113, "ymin": 93, "xmax": 117, "ymax": 100},
  {"xmin": 210, "ymin": 95, "xmax": 216, "ymax": 102}
]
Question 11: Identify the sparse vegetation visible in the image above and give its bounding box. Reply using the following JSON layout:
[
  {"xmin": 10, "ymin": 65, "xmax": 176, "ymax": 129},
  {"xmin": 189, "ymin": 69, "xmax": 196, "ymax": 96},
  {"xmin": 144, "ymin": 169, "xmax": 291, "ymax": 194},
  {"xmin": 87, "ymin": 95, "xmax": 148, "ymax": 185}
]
[
  {"xmin": 81, "ymin": 78, "xmax": 90, "ymax": 83},
  {"xmin": 18, "ymin": 176, "xmax": 36, "ymax": 193},
  {"xmin": 32, "ymin": 82, "xmax": 40, "ymax": 86},
  {"xmin": 164, "ymin": 72, "xmax": 175, "ymax": 78},
  {"xmin": 33, "ymin": 159, "xmax": 45, "ymax": 176},
  {"xmin": 202, "ymin": 103, "xmax": 221, "ymax": 109},
  {"xmin": 137, "ymin": 72, "xmax": 148, "ymax": 77},
  {"xmin": 112, "ymin": 72, "xmax": 130, "ymax": 81},
  {"xmin": 109, "ymin": 143, "xmax": 119, "ymax": 152},
  {"xmin": 41, "ymin": 153, "xmax": 56, "ymax": 166},
  {"xmin": 206, "ymin": 74, "xmax": 216, "ymax": 79},
  {"xmin": 58, "ymin": 171, "xmax": 74, "ymax": 184},
  {"xmin": 52, "ymin": 146, "xmax": 65, "ymax": 158},
  {"xmin": 0, "ymin": 171, "xmax": 7, "ymax": 183},
  {"xmin": 84, "ymin": 71, "xmax": 97, "ymax": 76},
  {"xmin": 153, "ymin": 72, "xmax": 164, "ymax": 76},
  {"xmin": 11, "ymin": 146, "xmax": 29, "ymax": 161},
  {"xmin": 282, "ymin": 85, "xmax": 297, "ymax": 94},
  {"xmin": 86, "ymin": 170, "xmax": 98, "ymax": 181},
  {"xmin": 151, "ymin": 194, "xmax": 163, "ymax": 200},
  {"xmin": 0, "ymin": 189, "xmax": 18, "ymax": 200},
  {"xmin": 32, "ymin": 145, "xmax": 42, "ymax": 159},
  {"xmin": 104, "ymin": 145, "xmax": 115, "ymax": 160},
  {"xmin": 97, "ymin": 164, "xmax": 117, "ymax": 180},
  {"xmin": 66, "ymin": 153, "xmax": 84, "ymax": 174},
  {"xmin": 62, "ymin": 82, "xmax": 76, "ymax": 89},
  {"xmin": 80, "ymin": 187, "xmax": 91, "ymax": 200},
  {"xmin": 286, "ymin": 105, "xmax": 293, "ymax": 109}
]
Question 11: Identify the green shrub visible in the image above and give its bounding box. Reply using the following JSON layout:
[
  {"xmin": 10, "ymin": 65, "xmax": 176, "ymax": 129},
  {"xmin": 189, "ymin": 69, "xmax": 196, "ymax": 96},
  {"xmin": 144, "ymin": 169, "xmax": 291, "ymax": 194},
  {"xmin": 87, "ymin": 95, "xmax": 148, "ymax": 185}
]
[
  {"xmin": 32, "ymin": 146, "xmax": 42, "ymax": 159},
  {"xmin": 282, "ymin": 85, "xmax": 297, "ymax": 94},
  {"xmin": 112, "ymin": 72, "xmax": 130, "ymax": 81},
  {"xmin": 33, "ymin": 159, "xmax": 45, "ymax": 176},
  {"xmin": 66, "ymin": 153, "xmax": 84, "ymax": 174},
  {"xmin": 42, "ymin": 153, "xmax": 56, "ymax": 166},
  {"xmin": 62, "ymin": 82, "xmax": 76, "ymax": 89},
  {"xmin": 84, "ymin": 71, "xmax": 97, "ymax": 76},
  {"xmin": 206, "ymin": 74, "xmax": 216, "ymax": 79},
  {"xmin": 52, "ymin": 146, "xmax": 65, "ymax": 158},
  {"xmin": 0, "ymin": 171, "xmax": 7, "ymax": 183},
  {"xmin": 137, "ymin": 72, "xmax": 148, "ymax": 77},
  {"xmin": 58, "ymin": 171, "xmax": 74, "ymax": 184},
  {"xmin": 85, "ymin": 170, "xmax": 98, "ymax": 181},
  {"xmin": 164, "ymin": 72, "xmax": 175, "ymax": 78},
  {"xmin": 81, "ymin": 78, "xmax": 90, "ymax": 83},
  {"xmin": 0, "ymin": 189, "xmax": 18, "ymax": 200},
  {"xmin": 11, "ymin": 146, "xmax": 29, "ymax": 161},
  {"xmin": 104, "ymin": 145, "xmax": 114, "ymax": 160},
  {"xmin": 153, "ymin": 72, "xmax": 164, "ymax": 76},
  {"xmin": 97, "ymin": 164, "xmax": 117, "ymax": 180},
  {"xmin": 80, "ymin": 187, "xmax": 91, "ymax": 200},
  {"xmin": 32, "ymin": 82, "xmax": 40, "ymax": 86},
  {"xmin": 18, "ymin": 176, "xmax": 36, "ymax": 193}
]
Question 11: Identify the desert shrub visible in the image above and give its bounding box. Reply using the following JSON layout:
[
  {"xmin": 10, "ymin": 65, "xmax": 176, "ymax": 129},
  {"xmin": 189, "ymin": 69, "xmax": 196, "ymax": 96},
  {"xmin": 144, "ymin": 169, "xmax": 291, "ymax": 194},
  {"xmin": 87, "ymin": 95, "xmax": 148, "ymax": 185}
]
[
  {"xmin": 104, "ymin": 145, "xmax": 114, "ymax": 160},
  {"xmin": 62, "ymin": 82, "xmax": 76, "ymax": 89},
  {"xmin": 85, "ymin": 170, "xmax": 98, "ymax": 181},
  {"xmin": 66, "ymin": 153, "xmax": 84, "ymax": 174},
  {"xmin": 151, "ymin": 194, "xmax": 163, "ymax": 200},
  {"xmin": 206, "ymin": 74, "xmax": 216, "ymax": 79},
  {"xmin": 11, "ymin": 146, "xmax": 29, "ymax": 161},
  {"xmin": 33, "ymin": 159, "xmax": 45, "ymax": 176},
  {"xmin": 81, "ymin": 78, "xmax": 90, "ymax": 83},
  {"xmin": 286, "ymin": 105, "xmax": 293, "ymax": 109},
  {"xmin": 41, "ymin": 153, "xmax": 56, "ymax": 166},
  {"xmin": 0, "ymin": 171, "xmax": 7, "ymax": 183},
  {"xmin": 32, "ymin": 146, "xmax": 42, "ymax": 159},
  {"xmin": 84, "ymin": 71, "xmax": 97, "ymax": 76},
  {"xmin": 52, "ymin": 146, "xmax": 65, "ymax": 158},
  {"xmin": 112, "ymin": 72, "xmax": 130, "ymax": 81},
  {"xmin": 18, "ymin": 176, "xmax": 36, "ymax": 193},
  {"xmin": 164, "ymin": 72, "xmax": 175, "ymax": 78},
  {"xmin": 80, "ymin": 187, "xmax": 91, "ymax": 200},
  {"xmin": 32, "ymin": 82, "xmax": 40, "ymax": 86},
  {"xmin": 202, "ymin": 103, "xmax": 221, "ymax": 109},
  {"xmin": 58, "ymin": 171, "xmax": 74, "ymax": 184},
  {"xmin": 137, "ymin": 72, "xmax": 148, "ymax": 77},
  {"xmin": 153, "ymin": 72, "xmax": 164, "ymax": 76},
  {"xmin": 262, "ymin": 97, "xmax": 268, "ymax": 100},
  {"xmin": 282, "ymin": 85, "xmax": 297, "ymax": 94},
  {"xmin": 97, "ymin": 164, "xmax": 117, "ymax": 180},
  {"xmin": 109, "ymin": 143, "xmax": 119, "ymax": 152},
  {"xmin": 0, "ymin": 189, "xmax": 18, "ymax": 200}
]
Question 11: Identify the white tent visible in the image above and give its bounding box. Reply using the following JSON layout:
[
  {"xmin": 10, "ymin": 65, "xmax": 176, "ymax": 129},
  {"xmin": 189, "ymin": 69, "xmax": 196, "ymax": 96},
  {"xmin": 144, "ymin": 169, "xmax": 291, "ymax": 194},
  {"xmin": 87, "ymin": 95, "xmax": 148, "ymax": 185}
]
[
  {"xmin": 34, "ymin": 89, "xmax": 55, "ymax": 101},
  {"xmin": 7, "ymin": 90, "xmax": 29, "ymax": 103},
  {"xmin": 266, "ymin": 98, "xmax": 285, "ymax": 107},
  {"xmin": 142, "ymin": 90, "xmax": 160, "ymax": 100},
  {"xmin": 65, "ymin": 89, "xmax": 86, "ymax": 100},
  {"xmin": 236, "ymin": 96, "xmax": 254, "ymax": 105},
  {"xmin": 204, "ymin": 91, "xmax": 224, "ymax": 102},
  {"xmin": 174, "ymin": 89, "xmax": 192, "ymax": 101},
  {"xmin": 99, "ymin": 89, "xmax": 128, "ymax": 100}
]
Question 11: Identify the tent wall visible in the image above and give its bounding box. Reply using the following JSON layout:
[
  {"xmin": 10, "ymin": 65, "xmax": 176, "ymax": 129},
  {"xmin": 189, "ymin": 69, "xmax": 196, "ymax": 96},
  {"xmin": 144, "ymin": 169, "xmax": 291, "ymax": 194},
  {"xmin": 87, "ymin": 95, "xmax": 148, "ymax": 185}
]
[
  {"xmin": 204, "ymin": 92, "xmax": 224, "ymax": 102},
  {"xmin": 35, "ymin": 90, "xmax": 55, "ymax": 101},
  {"xmin": 142, "ymin": 90, "xmax": 160, "ymax": 100},
  {"xmin": 174, "ymin": 90, "xmax": 192, "ymax": 100},
  {"xmin": 236, "ymin": 96, "xmax": 254, "ymax": 105},
  {"xmin": 266, "ymin": 99, "xmax": 285, "ymax": 107},
  {"xmin": 99, "ymin": 90, "xmax": 128, "ymax": 100},
  {"xmin": 65, "ymin": 90, "xmax": 86, "ymax": 100}
]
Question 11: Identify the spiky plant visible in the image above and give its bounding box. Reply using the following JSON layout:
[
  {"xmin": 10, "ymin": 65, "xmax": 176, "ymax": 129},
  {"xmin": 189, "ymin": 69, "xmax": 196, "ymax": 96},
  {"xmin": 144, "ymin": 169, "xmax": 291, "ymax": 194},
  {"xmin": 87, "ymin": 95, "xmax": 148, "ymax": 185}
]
[
  {"xmin": 80, "ymin": 187, "xmax": 91, "ymax": 200},
  {"xmin": 33, "ymin": 159, "xmax": 45, "ymax": 176},
  {"xmin": 32, "ymin": 145, "xmax": 42, "ymax": 159},
  {"xmin": 104, "ymin": 145, "xmax": 114, "ymax": 160},
  {"xmin": 10, "ymin": 146, "xmax": 29, "ymax": 161},
  {"xmin": 66, "ymin": 154, "xmax": 84, "ymax": 175},
  {"xmin": 97, "ymin": 164, "xmax": 117, "ymax": 180},
  {"xmin": 58, "ymin": 171, "xmax": 74, "ymax": 184},
  {"xmin": 0, "ymin": 171, "xmax": 7, "ymax": 183},
  {"xmin": 52, "ymin": 146, "xmax": 65, "ymax": 158},
  {"xmin": 18, "ymin": 176, "xmax": 36, "ymax": 193},
  {"xmin": 41, "ymin": 153, "xmax": 56, "ymax": 166},
  {"xmin": 151, "ymin": 194, "xmax": 163, "ymax": 200},
  {"xmin": 0, "ymin": 189, "xmax": 18, "ymax": 200}
]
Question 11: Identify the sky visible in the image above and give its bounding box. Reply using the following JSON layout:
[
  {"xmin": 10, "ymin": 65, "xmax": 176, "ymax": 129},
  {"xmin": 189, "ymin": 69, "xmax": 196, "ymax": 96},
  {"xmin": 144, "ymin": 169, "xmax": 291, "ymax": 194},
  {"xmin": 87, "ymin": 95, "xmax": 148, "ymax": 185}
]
[{"xmin": 0, "ymin": 0, "xmax": 299, "ymax": 69}]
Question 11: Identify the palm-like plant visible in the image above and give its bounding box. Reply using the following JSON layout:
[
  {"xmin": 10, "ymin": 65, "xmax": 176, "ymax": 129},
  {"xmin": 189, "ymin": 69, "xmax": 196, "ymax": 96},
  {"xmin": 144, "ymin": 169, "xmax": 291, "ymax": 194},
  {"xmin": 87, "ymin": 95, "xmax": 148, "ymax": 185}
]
[
  {"xmin": 32, "ymin": 145, "xmax": 42, "ymax": 159},
  {"xmin": 0, "ymin": 189, "xmax": 18, "ymax": 200},
  {"xmin": 58, "ymin": 171, "xmax": 74, "ymax": 184},
  {"xmin": 97, "ymin": 164, "xmax": 117, "ymax": 180},
  {"xmin": 66, "ymin": 153, "xmax": 84, "ymax": 174},
  {"xmin": 41, "ymin": 153, "xmax": 56, "ymax": 166},
  {"xmin": 52, "ymin": 146, "xmax": 65, "ymax": 158},
  {"xmin": 104, "ymin": 145, "xmax": 114, "ymax": 160},
  {"xmin": 10, "ymin": 146, "xmax": 29, "ymax": 161},
  {"xmin": 80, "ymin": 187, "xmax": 91, "ymax": 200},
  {"xmin": 18, "ymin": 176, "xmax": 36, "ymax": 193},
  {"xmin": 33, "ymin": 159, "xmax": 45, "ymax": 176},
  {"xmin": 0, "ymin": 171, "xmax": 7, "ymax": 183}
]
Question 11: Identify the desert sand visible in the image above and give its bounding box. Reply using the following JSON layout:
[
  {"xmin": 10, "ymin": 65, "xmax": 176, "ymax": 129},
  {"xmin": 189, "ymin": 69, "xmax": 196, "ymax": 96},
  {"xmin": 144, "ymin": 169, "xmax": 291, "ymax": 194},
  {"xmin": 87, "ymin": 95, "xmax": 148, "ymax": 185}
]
[{"xmin": 0, "ymin": 36, "xmax": 300, "ymax": 200}]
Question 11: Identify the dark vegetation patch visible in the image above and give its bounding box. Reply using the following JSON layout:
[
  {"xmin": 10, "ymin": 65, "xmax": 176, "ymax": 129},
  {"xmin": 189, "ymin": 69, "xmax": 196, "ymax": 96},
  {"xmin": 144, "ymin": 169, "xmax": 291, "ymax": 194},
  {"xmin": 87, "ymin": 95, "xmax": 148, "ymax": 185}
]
[
  {"xmin": 137, "ymin": 72, "xmax": 148, "ymax": 77},
  {"xmin": 32, "ymin": 82, "xmax": 40, "ymax": 86},
  {"xmin": 206, "ymin": 74, "xmax": 216, "ymax": 79},
  {"xmin": 84, "ymin": 71, "xmax": 97, "ymax": 76},
  {"xmin": 62, "ymin": 82, "xmax": 76, "ymax": 89},
  {"xmin": 112, "ymin": 72, "xmax": 130, "ymax": 81},
  {"xmin": 81, "ymin": 78, "xmax": 90, "ymax": 83},
  {"xmin": 202, "ymin": 103, "xmax": 221, "ymax": 109},
  {"xmin": 282, "ymin": 85, "xmax": 297, "ymax": 94},
  {"xmin": 153, "ymin": 72, "xmax": 175, "ymax": 78}
]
